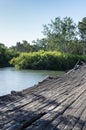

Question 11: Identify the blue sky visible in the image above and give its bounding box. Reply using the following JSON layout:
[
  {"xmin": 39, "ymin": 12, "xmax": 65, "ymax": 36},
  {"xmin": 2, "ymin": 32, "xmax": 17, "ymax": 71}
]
[{"xmin": 0, "ymin": 0, "xmax": 86, "ymax": 47}]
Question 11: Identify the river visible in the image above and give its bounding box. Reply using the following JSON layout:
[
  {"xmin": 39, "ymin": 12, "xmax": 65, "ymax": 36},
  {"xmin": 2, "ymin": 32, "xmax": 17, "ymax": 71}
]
[{"xmin": 0, "ymin": 67, "xmax": 65, "ymax": 96}]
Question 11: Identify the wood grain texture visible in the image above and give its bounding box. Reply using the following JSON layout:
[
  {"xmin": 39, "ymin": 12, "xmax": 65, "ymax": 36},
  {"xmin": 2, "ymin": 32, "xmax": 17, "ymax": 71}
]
[{"xmin": 0, "ymin": 65, "xmax": 86, "ymax": 130}]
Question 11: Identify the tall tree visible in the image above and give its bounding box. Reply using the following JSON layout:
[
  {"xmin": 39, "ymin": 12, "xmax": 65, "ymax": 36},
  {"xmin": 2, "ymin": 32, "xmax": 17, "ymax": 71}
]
[{"xmin": 43, "ymin": 17, "xmax": 77, "ymax": 52}]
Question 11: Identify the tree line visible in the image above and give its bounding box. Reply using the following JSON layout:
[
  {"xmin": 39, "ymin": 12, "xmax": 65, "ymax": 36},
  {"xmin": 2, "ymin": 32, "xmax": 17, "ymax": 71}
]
[
  {"xmin": 0, "ymin": 16, "xmax": 86, "ymax": 69},
  {"xmin": 10, "ymin": 17, "xmax": 86, "ymax": 54}
]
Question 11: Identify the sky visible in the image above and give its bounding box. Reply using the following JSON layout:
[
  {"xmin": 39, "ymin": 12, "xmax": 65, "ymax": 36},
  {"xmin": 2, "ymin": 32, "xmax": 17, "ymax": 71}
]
[{"xmin": 0, "ymin": 0, "xmax": 86, "ymax": 47}]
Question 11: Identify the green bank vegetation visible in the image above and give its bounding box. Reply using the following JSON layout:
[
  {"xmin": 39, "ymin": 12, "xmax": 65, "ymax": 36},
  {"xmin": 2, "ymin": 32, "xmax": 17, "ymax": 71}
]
[
  {"xmin": 0, "ymin": 43, "xmax": 19, "ymax": 67},
  {"xmin": 10, "ymin": 51, "xmax": 86, "ymax": 70},
  {"xmin": 0, "ymin": 17, "xmax": 86, "ymax": 70}
]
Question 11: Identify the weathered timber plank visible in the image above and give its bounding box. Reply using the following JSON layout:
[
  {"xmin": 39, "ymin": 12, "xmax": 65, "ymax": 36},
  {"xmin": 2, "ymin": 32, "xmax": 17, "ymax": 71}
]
[
  {"xmin": 71, "ymin": 106, "xmax": 86, "ymax": 130},
  {"xmin": 41, "ymin": 87, "xmax": 86, "ymax": 130},
  {"xmin": 1, "ymin": 80, "xmax": 84, "ymax": 129},
  {"xmin": 0, "ymin": 65, "xmax": 86, "ymax": 130},
  {"xmin": 0, "ymin": 87, "xmax": 77, "ymax": 129},
  {"xmin": 24, "ymin": 85, "xmax": 86, "ymax": 130},
  {"xmin": 0, "ymin": 78, "xmax": 86, "ymax": 129},
  {"xmin": 56, "ymin": 95, "xmax": 86, "ymax": 130}
]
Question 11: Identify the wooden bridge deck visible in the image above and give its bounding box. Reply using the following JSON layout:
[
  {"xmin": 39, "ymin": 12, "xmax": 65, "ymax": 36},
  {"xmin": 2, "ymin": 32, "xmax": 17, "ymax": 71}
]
[{"xmin": 0, "ymin": 65, "xmax": 86, "ymax": 130}]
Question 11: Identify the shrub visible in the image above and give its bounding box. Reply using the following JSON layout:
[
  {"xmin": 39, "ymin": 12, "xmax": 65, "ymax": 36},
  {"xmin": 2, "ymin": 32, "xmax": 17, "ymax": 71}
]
[{"xmin": 10, "ymin": 51, "xmax": 86, "ymax": 70}]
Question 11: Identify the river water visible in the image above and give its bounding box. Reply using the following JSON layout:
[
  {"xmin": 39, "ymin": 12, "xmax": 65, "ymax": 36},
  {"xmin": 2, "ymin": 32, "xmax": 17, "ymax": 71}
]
[{"xmin": 0, "ymin": 67, "xmax": 65, "ymax": 96}]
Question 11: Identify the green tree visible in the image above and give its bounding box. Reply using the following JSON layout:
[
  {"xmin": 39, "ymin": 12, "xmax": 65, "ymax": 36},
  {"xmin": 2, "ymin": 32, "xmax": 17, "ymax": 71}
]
[
  {"xmin": 22, "ymin": 40, "xmax": 31, "ymax": 52},
  {"xmin": 43, "ymin": 17, "xmax": 77, "ymax": 52},
  {"xmin": 10, "ymin": 40, "xmax": 32, "ymax": 52},
  {"xmin": 32, "ymin": 38, "xmax": 47, "ymax": 51},
  {"xmin": 78, "ymin": 17, "xmax": 86, "ymax": 54},
  {"xmin": 0, "ymin": 43, "xmax": 10, "ymax": 67}
]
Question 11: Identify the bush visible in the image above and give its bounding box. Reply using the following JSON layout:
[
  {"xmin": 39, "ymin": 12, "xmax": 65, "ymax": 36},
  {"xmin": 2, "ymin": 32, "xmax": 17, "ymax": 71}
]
[{"xmin": 10, "ymin": 51, "xmax": 86, "ymax": 70}]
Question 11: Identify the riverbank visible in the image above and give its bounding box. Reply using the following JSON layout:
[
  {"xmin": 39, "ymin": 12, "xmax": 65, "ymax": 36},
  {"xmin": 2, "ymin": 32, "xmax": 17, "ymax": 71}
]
[{"xmin": 0, "ymin": 64, "xmax": 86, "ymax": 130}]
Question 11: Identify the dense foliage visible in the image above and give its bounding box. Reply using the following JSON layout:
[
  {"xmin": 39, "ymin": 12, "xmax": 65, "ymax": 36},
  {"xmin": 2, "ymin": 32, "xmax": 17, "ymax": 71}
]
[
  {"xmin": 1, "ymin": 17, "xmax": 86, "ymax": 69},
  {"xmin": 0, "ymin": 43, "xmax": 19, "ymax": 67},
  {"xmin": 0, "ymin": 43, "xmax": 9, "ymax": 67},
  {"xmin": 32, "ymin": 17, "xmax": 85, "ymax": 54},
  {"xmin": 9, "ymin": 17, "xmax": 86, "ymax": 55},
  {"xmin": 10, "ymin": 51, "xmax": 86, "ymax": 70}
]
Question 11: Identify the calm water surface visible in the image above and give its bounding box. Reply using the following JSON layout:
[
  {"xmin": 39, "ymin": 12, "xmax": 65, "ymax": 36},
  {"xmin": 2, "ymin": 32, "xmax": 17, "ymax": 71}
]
[{"xmin": 0, "ymin": 67, "xmax": 65, "ymax": 96}]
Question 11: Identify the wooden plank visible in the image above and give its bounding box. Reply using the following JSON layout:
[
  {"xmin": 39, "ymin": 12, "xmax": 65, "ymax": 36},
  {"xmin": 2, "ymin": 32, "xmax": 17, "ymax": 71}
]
[
  {"xmin": 0, "ymin": 82, "xmax": 86, "ymax": 129},
  {"xmin": 24, "ymin": 85, "xmax": 86, "ymax": 130},
  {"xmin": 0, "ymin": 65, "xmax": 86, "ymax": 130},
  {"xmin": 1, "ymin": 80, "xmax": 84, "ymax": 129},
  {"xmin": 42, "ymin": 88, "xmax": 86, "ymax": 130}
]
